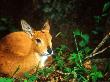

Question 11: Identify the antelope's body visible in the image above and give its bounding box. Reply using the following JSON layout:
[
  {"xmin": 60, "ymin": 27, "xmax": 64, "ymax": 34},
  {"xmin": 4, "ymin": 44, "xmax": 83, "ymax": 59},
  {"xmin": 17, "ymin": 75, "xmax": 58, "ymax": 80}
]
[{"xmin": 0, "ymin": 20, "xmax": 53, "ymax": 78}]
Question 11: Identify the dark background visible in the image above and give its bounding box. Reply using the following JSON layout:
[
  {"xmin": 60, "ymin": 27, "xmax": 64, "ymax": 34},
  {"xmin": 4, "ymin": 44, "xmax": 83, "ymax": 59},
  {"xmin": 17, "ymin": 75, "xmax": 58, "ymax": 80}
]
[{"xmin": 0, "ymin": 0, "xmax": 110, "ymax": 54}]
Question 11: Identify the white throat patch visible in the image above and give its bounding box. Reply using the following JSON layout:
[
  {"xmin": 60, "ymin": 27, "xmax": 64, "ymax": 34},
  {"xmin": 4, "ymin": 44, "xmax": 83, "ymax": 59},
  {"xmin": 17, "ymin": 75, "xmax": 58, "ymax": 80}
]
[{"xmin": 40, "ymin": 55, "xmax": 48, "ymax": 67}]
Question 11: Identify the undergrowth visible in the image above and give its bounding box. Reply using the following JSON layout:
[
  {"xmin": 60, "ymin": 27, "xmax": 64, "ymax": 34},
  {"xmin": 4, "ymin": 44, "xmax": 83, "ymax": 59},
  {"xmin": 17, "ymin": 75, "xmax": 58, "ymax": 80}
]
[{"xmin": 0, "ymin": 1, "xmax": 110, "ymax": 82}]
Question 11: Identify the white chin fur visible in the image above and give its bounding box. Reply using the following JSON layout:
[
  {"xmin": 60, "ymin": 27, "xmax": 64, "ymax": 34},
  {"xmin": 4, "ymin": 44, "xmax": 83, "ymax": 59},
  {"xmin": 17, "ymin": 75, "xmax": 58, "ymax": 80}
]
[
  {"xmin": 40, "ymin": 50, "xmax": 53, "ymax": 67},
  {"xmin": 40, "ymin": 55, "xmax": 48, "ymax": 67}
]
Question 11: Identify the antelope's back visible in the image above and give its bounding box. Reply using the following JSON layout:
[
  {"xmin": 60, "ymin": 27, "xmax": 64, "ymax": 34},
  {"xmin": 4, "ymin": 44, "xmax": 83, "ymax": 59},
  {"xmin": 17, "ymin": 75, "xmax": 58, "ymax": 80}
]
[{"xmin": 0, "ymin": 32, "xmax": 34, "ymax": 57}]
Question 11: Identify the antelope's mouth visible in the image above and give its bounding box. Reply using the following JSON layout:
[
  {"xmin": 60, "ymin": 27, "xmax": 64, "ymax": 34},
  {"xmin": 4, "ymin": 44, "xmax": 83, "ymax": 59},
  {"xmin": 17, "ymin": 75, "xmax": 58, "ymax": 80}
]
[{"xmin": 41, "ymin": 50, "xmax": 54, "ymax": 56}]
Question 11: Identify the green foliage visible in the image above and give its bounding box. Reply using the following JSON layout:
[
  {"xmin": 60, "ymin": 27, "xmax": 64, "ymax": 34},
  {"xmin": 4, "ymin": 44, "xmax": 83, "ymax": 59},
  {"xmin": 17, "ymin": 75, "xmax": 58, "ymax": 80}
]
[
  {"xmin": 94, "ymin": 1, "xmax": 110, "ymax": 25},
  {"xmin": 37, "ymin": 66, "xmax": 54, "ymax": 77},
  {"xmin": 24, "ymin": 72, "xmax": 38, "ymax": 82},
  {"xmin": 94, "ymin": 16, "xmax": 102, "ymax": 24},
  {"xmin": 52, "ymin": 29, "xmax": 103, "ymax": 81},
  {"xmin": 103, "ymin": 2, "xmax": 110, "ymax": 13},
  {"xmin": 0, "ymin": 17, "xmax": 17, "ymax": 32},
  {"xmin": 24, "ymin": 66, "xmax": 54, "ymax": 82},
  {"xmin": 0, "ymin": 29, "xmax": 105, "ymax": 82},
  {"xmin": 90, "ymin": 65, "xmax": 103, "ymax": 82},
  {"xmin": 83, "ymin": 47, "xmax": 92, "ymax": 55},
  {"xmin": 54, "ymin": 54, "xmax": 64, "ymax": 69},
  {"xmin": 56, "ymin": 44, "xmax": 68, "ymax": 54},
  {"xmin": 73, "ymin": 29, "xmax": 89, "ymax": 48},
  {"xmin": 0, "ymin": 0, "xmax": 109, "ymax": 81},
  {"xmin": 40, "ymin": 0, "xmax": 75, "ymax": 23},
  {"xmin": 0, "ymin": 78, "xmax": 14, "ymax": 82}
]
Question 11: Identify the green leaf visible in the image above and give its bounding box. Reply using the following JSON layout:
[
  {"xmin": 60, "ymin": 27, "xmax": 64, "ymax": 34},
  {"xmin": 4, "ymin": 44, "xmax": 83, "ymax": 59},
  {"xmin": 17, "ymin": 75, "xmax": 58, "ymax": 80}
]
[
  {"xmin": 92, "ymin": 65, "xmax": 97, "ymax": 72},
  {"xmin": 24, "ymin": 79, "xmax": 28, "ymax": 82},
  {"xmin": 73, "ymin": 29, "xmax": 81, "ymax": 36},
  {"xmin": 43, "ymin": 5, "xmax": 52, "ymax": 13},
  {"xmin": 90, "ymin": 65, "xmax": 103, "ymax": 81},
  {"xmin": 103, "ymin": 2, "xmax": 110, "ymax": 12},
  {"xmin": 54, "ymin": 54, "xmax": 65, "ymax": 69},
  {"xmin": 37, "ymin": 67, "xmax": 54, "ymax": 77},
  {"xmin": 60, "ymin": 44, "xmax": 68, "ymax": 51},
  {"xmin": 0, "ymin": 78, "xmax": 14, "ymax": 82},
  {"xmin": 79, "ymin": 40, "xmax": 86, "ymax": 47},
  {"xmin": 90, "ymin": 71, "xmax": 103, "ymax": 82},
  {"xmin": 84, "ymin": 47, "xmax": 92, "ymax": 54},
  {"xmin": 29, "ymin": 75, "xmax": 37, "ymax": 81},
  {"xmin": 24, "ymin": 72, "xmax": 30, "ymax": 78},
  {"xmin": 78, "ymin": 52, "xmax": 83, "ymax": 61},
  {"xmin": 79, "ymin": 75, "xmax": 88, "ymax": 82},
  {"xmin": 68, "ymin": 53, "xmax": 77, "ymax": 62},
  {"xmin": 72, "ymin": 68, "xmax": 77, "ymax": 78},
  {"xmin": 64, "ymin": 67, "xmax": 72, "ymax": 73},
  {"xmin": 90, "ymin": 72, "xmax": 103, "ymax": 78},
  {"xmin": 79, "ymin": 34, "xmax": 89, "ymax": 47},
  {"xmin": 94, "ymin": 16, "xmax": 101, "ymax": 24},
  {"xmin": 91, "ymin": 30, "xmax": 98, "ymax": 35},
  {"xmin": 56, "ymin": 44, "xmax": 67, "ymax": 53},
  {"xmin": 81, "ymin": 34, "xmax": 89, "ymax": 43}
]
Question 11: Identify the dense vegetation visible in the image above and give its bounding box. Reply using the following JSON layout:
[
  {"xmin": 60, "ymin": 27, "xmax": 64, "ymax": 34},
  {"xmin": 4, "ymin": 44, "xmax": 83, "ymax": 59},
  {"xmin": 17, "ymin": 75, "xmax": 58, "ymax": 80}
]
[{"xmin": 0, "ymin": 0, "xmax": 110, "ymax": 82}]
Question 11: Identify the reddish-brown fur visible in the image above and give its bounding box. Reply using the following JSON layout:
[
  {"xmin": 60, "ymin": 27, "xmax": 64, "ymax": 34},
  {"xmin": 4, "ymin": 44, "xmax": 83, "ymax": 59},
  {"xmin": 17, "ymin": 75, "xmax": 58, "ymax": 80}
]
[{"xmin": 0, "ymin": 20, "xmax": 52, "ymax": 78}]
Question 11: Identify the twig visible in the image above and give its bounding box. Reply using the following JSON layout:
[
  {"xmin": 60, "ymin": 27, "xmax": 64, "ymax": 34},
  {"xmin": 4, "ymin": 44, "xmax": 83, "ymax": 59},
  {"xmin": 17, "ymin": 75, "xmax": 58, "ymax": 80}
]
[
  {"xmin": 85, "ymin": 33, "xmax": 110, "ymax": 59},
  {"xmin": 92, "ymin": 34, "xmax": 109, "ymax": 54},
  {"xmin": 86, "ymin": 46, "xmax": 110, "ymax": 59},
  {"xmin": 55, "ymin": 70, "xmax": 70, "ymax": 75},
  {"xmin": 92, "ymin": 46, "xmax": 110, "ymax": 56}
]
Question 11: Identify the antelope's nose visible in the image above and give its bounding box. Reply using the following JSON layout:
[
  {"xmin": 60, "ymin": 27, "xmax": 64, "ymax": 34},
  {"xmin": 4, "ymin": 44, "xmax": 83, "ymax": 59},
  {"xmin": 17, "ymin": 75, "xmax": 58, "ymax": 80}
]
[{"xmin": 47, "ymin": 47, "xmax": 53, "ymax": 54}]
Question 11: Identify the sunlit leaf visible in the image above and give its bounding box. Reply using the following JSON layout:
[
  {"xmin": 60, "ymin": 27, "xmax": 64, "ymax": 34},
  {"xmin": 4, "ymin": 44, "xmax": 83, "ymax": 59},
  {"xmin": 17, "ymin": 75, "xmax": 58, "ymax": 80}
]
[
  {"xmin": 64, "ymin": 67, "xmax": 72, "ymax": 73},
  {"xmin": 24, "ymin": 79, "xmax": 28, "ymax": 82},
  {"xmin": 79, "ymin": 34, "xmax": 89, "ymax": 47},
  {"xmin": 68, "ymin": 53, "xmax": 77, "ymax": 62},
  {"xmin": 73, "ymin": 29, "xmax": 81, "ymax": 36},
  {"xmin": 79, "ymin": 40, "xmax": 86, "ymax": 47},
  {"xmin": 0, "ymin": 78, "xmax": 14, "ymax": 82}
]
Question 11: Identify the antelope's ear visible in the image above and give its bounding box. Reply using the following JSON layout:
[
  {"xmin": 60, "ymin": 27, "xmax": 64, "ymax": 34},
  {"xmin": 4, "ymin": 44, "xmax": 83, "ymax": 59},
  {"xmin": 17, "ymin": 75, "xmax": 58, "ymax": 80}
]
[
  {"xmin": 42, "ymin": 20, "xmax": 50, "ymax": 31},
  {"xmin": 21, "ymin": 20, "xmax": 33, "ymax": 38}
]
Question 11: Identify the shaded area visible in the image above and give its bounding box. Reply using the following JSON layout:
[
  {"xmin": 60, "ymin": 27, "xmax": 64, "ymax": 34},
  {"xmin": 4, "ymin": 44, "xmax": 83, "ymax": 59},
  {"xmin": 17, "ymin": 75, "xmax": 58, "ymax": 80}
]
[
  {"xmin": 0, "ymin": 0, "xmax": 110, "ymax": 81},
  {"xmin": 0, "ymin": 0, "xmax": 110, "ymax": 47}
]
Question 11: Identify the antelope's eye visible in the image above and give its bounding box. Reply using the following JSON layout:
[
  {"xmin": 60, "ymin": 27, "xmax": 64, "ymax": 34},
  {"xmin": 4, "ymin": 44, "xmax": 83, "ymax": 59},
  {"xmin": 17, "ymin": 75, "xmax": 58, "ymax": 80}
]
[{"xmin": 36, "ymin": 39, "xmax": 41, "ymax": 43}]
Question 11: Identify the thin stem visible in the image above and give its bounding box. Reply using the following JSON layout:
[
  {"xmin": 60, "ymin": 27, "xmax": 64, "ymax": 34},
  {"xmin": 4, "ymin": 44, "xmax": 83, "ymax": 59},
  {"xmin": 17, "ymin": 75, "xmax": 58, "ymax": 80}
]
[
  {"xmin": 73, "ymin": 32, "xmax": 79, "ymax": 52},
  {"xmin": 85, "ymin": 33, "xmax": 110, "ymax": 59},
  {"xmin": 92, "ymin": 34, "xmax": 109, "ymax": 54}
]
